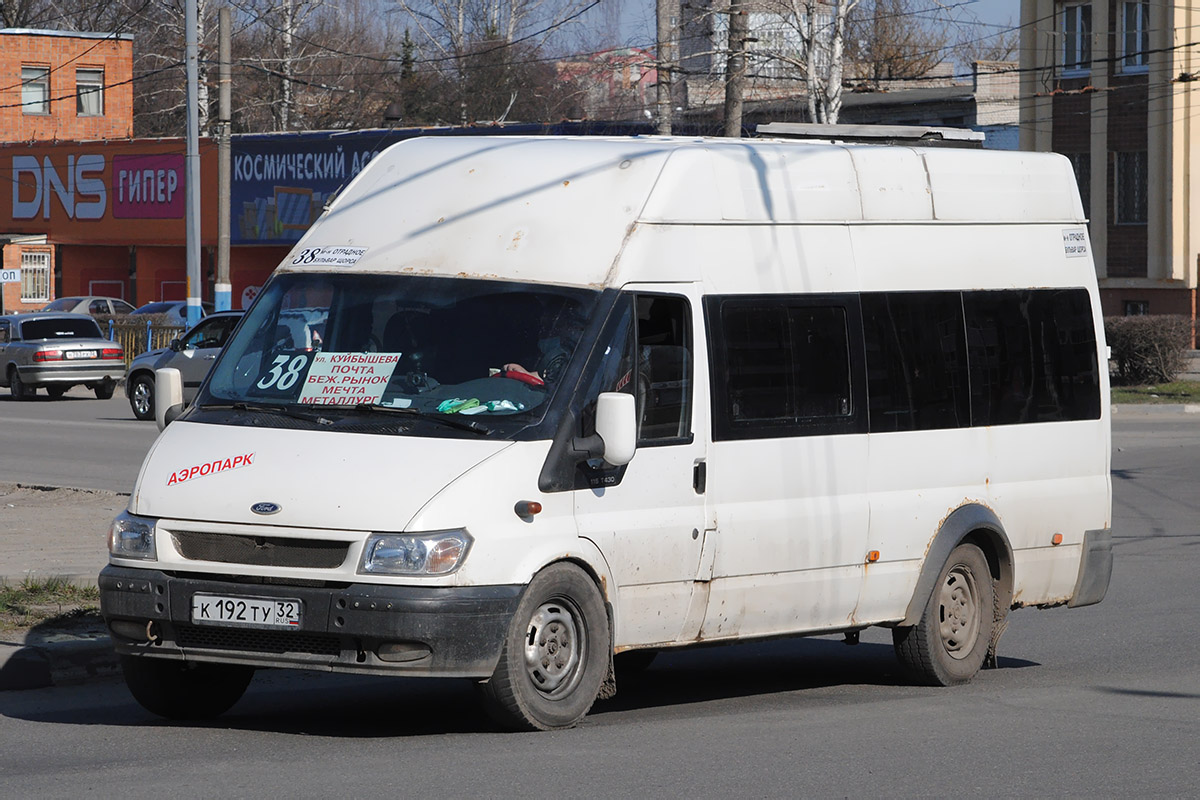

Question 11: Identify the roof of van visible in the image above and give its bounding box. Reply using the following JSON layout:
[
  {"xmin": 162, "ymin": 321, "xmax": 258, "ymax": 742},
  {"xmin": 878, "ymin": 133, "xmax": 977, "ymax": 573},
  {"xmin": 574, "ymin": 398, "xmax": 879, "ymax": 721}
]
[{"xmin": 283, "ymin": 135, "xmax": 1085, "ymax": 286}]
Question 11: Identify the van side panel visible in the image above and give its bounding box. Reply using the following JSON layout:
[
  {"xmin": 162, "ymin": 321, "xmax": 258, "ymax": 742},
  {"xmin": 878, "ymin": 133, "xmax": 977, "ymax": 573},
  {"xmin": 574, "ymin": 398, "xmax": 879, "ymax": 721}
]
[{"xmin": 851, "ymin": 223, "xmax": 1110, "ymax": 617}]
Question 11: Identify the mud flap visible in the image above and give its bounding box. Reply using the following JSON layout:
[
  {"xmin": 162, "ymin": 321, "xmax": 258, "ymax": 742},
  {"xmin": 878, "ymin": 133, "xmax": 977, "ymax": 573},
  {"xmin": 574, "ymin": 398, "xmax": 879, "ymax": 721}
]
[{"xmin": 596, "ymin": 601, "xmax": 617, "ymax": 701}]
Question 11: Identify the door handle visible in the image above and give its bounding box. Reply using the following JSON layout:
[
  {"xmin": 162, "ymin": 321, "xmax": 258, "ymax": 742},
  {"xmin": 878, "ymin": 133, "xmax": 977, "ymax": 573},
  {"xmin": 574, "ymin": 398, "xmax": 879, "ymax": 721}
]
[{"xmin": 693, "ymin": 461, "xmax": 707, "ymax": 494}]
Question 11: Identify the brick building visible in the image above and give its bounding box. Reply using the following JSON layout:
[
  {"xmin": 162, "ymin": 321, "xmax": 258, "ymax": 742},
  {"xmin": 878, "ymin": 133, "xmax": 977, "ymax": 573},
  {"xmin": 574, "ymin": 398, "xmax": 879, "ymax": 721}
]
[
  {"xmin": 1019, "ymin": 1, "xmax": 1200, "ymax": 324},
  {"xmin": 1, "ymin": 28, "xmax": 134, "ymax": 314}
]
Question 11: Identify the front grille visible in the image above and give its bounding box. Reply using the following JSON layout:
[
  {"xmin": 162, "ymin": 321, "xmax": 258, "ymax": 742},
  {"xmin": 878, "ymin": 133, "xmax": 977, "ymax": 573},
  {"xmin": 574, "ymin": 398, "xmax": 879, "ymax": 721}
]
[
  {"xmin": 176, "ymin": 623, "xmax": 342, "ymax": 656},
  {"xmin": 171, "ymin": 530, "xmax": 349, "ymax": 568}
]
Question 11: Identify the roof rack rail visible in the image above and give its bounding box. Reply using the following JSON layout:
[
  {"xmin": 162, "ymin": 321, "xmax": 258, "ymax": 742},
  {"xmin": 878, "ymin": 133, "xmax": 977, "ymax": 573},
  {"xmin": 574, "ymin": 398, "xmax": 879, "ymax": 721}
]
[{"xmin": 757, "ymin": 122, "xmax": 985, "ymax": 148}]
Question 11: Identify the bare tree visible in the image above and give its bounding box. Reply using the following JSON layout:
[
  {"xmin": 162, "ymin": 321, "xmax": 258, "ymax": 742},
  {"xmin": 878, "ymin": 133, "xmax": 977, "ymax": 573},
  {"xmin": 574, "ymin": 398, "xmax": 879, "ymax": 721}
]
[
  {"xmin": 393, "ymin": 0, "xmax": 589, "ymax": 124},
  {"xmin": 848, "ymin": 0, "xmax": 948, "ymax": 91}
]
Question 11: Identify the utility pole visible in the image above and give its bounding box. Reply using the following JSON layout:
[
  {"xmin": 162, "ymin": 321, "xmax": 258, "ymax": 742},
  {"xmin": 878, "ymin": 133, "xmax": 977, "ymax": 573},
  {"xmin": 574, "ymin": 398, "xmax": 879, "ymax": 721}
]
[
  {"xmin": 216, "ymin": 7, "xmax": 231, "ymax": 311},
  {"xmin": 723, "ymin": 0, "xmax": 749, "ymax": 137},
  {"xmin": 185, "ymin": 0, "xmax": 202, "ymax": 327},
  {"xmin": 655, "ymin": 0, "xmax": 676, "ymax": 134}
]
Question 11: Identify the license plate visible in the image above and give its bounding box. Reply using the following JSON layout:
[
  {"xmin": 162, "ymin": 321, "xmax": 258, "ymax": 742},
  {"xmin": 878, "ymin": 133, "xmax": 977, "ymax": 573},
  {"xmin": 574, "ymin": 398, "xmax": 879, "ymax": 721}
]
[
  {"xmin": 65, "ymin": 350, "xmax": 96, "ymax": 360},
  {"xmin": 191, "ymin": 594, "xmax": 302, "ymax": 629}
]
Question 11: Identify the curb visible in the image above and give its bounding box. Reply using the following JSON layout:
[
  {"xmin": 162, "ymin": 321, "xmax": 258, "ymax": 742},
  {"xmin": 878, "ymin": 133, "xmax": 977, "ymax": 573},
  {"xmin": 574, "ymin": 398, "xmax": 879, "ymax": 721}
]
[
  {"xmin": 0, "ymin": 634, "xmax": 119, "ymax": 691},
  {"xmin": 1112, "ymin": 403, "xmax": 1200, "ymax": 415},
  {"xmin": 0, "ymin": 633, "xmax": 120, "ymax": 690}
]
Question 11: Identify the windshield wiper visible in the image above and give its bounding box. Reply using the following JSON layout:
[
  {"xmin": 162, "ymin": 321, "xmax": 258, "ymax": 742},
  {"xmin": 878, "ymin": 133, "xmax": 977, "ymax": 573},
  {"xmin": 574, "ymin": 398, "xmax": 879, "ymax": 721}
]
[
  {"xmin": 351, "ymin": 403, "xmax": 490, "ymax": 435},
  {"xmin": 200, "ymin": 402, "xmax": 337, "ymax": 426}
]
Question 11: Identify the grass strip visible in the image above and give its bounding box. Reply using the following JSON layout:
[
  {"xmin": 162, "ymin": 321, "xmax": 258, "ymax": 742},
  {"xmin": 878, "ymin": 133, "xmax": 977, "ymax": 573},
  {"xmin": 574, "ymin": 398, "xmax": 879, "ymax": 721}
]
[
  {"xmin": 0, "ymin": 576, "xmax": 100, "ymax": 632},
  {"xmin": 1112, "ymin": 381, "xmax": 1200, "ymax": 404}
]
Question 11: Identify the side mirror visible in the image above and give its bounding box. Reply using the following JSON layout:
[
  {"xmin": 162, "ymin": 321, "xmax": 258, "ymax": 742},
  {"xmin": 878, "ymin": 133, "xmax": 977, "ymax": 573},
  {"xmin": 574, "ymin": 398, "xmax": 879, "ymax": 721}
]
[
  {"xmin": 155, "ymin": 367, "xmax": 185, "ymax": 431},
  {"xmin": 168, "ymin": 338, "xmax": 183, "ymax": 351},
  {"xmin": 593, "ymin": 392, "xmax": 637, "ymax": 466}
]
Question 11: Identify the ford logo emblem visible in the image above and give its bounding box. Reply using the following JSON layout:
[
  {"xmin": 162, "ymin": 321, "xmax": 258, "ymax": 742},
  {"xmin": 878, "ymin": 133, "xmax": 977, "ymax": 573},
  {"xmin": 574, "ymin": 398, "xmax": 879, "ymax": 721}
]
[{"xmin": 251, "ymin": 502, "xmax": 282, "ymax": 515}]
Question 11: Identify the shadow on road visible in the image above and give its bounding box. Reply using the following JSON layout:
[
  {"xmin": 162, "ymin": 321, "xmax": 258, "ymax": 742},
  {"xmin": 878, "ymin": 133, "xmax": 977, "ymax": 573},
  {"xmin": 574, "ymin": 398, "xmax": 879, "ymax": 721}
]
[{"xmin": 0, "ymin": 635, "xmax": 1040, "ymax": 737}]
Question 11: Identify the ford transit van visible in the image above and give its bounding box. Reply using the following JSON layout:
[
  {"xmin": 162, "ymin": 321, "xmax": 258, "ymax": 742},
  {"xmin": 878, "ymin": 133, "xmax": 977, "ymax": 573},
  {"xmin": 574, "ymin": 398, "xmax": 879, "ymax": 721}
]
[{"xmin": 101, "ymin": 132, "xmax": 1112, "ymax": 730}]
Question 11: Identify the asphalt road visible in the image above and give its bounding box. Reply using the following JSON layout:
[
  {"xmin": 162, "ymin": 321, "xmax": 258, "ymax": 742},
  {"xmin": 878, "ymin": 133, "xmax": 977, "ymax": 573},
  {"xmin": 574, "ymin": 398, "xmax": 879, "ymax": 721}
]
[
  {"xmin": 0, "ymin": 405, "xmax": 1197, "ymax": 796},
  {"xmin": 0, "ymin": 385, "xmax": 158, "ymax": 492}
]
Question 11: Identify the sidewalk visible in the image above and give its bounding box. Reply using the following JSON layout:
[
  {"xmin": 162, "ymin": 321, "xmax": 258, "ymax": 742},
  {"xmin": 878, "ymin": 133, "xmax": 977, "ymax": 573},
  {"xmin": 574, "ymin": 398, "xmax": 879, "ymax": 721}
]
[{"xmin": 0, "ymin": 483, "xmax": 125, "ymax": 691}]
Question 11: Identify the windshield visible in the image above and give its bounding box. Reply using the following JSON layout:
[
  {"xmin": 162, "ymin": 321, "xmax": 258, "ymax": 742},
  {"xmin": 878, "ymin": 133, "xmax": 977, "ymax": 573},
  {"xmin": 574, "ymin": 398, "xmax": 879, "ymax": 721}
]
[
  {"xmin": 200, "ymin": 273, "xmax": 601, "ymax": 431},
  {"xmin": 42, "ymin": 298, "xmax": 81, "ymax": 311}
]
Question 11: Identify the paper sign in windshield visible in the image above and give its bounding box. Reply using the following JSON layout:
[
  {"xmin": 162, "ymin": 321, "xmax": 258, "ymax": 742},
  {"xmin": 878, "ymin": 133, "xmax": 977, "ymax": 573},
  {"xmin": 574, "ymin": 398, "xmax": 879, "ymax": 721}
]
[
  {"xmin": 297, "ymin": 352, "xmax": 401, "ymax": 405},
  {"xmin": 289, "ymin": 246, "xmax": 368, "ymax": 267}
]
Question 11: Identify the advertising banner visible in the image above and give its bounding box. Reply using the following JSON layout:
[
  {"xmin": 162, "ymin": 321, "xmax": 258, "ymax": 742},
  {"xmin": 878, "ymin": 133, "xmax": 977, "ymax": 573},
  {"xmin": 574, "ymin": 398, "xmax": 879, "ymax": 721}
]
[{"xmin": 0, "ymin": 140, "xmax": 217, "ymax": 245}]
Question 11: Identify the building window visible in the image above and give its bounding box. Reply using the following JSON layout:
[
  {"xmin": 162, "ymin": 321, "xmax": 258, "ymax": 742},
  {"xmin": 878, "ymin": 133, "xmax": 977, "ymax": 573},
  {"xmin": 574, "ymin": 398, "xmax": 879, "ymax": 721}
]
[
  {"xmin": 1061, "ymin": 3, "xmax": 1092, "ymax": 73},
  {"xmin": 1124, "ymin": 300, "xmax": 1149, "ymax": 315},
  {"xmin": 1120, "ymin": 2, "xmax": 1150, "ymax": 72},
  {"xmin": 76, "ymin": 68, "xmax": 104, "ymax": 115},
  {"xmin": 21, "ymin": 66, "xmax": 49, "ymax": 114},
  {"xmin": 1067, "ymin": 152, "xmax": 1091, "ymax": 211},
  {"xmin": 20, "ymin": 252, "xmax": 51, "ymax": 303},
  {"xmin": 1116, "ymin": 151, "xmax": 1148, "ymax": 224}
]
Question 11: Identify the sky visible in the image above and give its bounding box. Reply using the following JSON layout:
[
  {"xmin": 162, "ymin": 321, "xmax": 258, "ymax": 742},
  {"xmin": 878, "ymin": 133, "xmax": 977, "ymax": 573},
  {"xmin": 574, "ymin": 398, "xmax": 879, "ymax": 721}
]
[{"xmin": 608, "ymin": 0, "xmax": 1022, "ymax": 52}]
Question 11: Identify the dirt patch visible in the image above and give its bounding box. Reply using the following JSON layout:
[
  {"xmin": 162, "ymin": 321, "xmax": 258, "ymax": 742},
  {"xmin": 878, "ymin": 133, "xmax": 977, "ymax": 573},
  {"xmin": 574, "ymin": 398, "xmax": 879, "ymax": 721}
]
[{"xmin": 0, "ymin": 482, "xmax": 127, "ymax": 585}]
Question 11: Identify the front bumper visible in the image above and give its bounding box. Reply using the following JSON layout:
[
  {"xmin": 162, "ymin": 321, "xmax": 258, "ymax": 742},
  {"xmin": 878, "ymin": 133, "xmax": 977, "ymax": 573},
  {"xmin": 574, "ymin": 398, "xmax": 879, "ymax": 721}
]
[{"xmin": 100, "ymin": 565, "xmax": 522, "ymax": 678}]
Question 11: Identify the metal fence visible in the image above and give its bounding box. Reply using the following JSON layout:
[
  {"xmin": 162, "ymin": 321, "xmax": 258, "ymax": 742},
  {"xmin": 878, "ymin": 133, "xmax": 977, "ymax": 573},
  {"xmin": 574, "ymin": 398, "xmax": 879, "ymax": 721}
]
[{"xmin": 106, "ymin": 319, "xmax": 185, "ymax": 367}]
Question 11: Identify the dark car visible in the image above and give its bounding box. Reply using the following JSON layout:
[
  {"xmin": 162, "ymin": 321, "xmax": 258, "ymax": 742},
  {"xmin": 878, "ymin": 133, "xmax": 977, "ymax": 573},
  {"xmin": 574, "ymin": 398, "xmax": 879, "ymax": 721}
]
[
  {"xmin": 0, "ymin": 313, "xmax": 125, "ymax": 400},
  {"xmin": 124, "ymin": 311, "xmax": 243, "ymax": 419},
  {"xmin": 130, "ymin": 300, "xmax": 215, "ymax": 326},
  {"xmin": 42, "ymin": 296, "xmax": 137, "ymax": 316}
]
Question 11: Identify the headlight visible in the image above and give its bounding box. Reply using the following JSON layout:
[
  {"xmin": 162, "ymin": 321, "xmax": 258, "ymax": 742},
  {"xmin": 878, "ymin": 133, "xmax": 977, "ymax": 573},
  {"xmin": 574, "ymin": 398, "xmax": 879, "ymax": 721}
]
[
  {"xmin": 109, "ymin": 511, "xmax": 157, "ymax": 560},
  {"xmin": 358, "ymin": 529, "xmax": 472, "ymax": 576}
]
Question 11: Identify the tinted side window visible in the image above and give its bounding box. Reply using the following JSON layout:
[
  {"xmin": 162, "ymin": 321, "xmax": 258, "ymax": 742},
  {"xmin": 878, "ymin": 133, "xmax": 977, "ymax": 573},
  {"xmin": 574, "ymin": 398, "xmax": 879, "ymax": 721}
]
[
  {"xmin": 708, "ymin": 295, "xmax": 864, "ymax": 440},
  {"xmin": 862, "ymin": 292, "xmax": 969, "ymax": 433},
  {"xmin": 964, "ymin": 288, "xmax": 1100, "ymax": 424}
]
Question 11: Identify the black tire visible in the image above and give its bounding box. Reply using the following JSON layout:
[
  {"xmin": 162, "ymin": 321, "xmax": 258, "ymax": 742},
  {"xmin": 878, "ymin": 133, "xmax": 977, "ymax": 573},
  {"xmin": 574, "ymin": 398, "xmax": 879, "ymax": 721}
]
[
  {"xmin": 120, "ymin": 654, "xmax": 254, "ymax": 720},
  {"xmin": 893, "ymin": 543, "xmax": 995, "ymax": 687},
  {"xmin": 128, "ymin": 374, "xmax": 155, "ymax": 420},
  {"xmin": 9, "ymin": 369, "xmax": 31, "ymax": 401},
  {"xmin": 45, "ymin": 385, "xmax": 67, "ymax": 400},
  {"xmin": 94, "ymin": 379, "xmax": 115, "ymax": 400},
  {"xmin": 479, "ymin": 563, "xmax": 609, "ymax": 731},
  {"xmin": 614, "ymin": 649, "xmax": 657, "ymax": 675}
]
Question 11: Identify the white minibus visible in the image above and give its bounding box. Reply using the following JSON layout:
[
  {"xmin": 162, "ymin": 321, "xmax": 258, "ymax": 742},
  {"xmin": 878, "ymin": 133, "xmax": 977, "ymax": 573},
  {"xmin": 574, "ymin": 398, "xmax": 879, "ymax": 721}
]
[{"xmin": 101, "ymin": 131, "xmax": 1113, "ymax": 730}]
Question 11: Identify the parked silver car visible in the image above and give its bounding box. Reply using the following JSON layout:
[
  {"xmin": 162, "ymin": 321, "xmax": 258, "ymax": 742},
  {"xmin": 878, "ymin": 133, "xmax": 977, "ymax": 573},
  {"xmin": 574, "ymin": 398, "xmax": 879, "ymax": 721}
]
[
  {"xmin": 0, "ymin": 313, "xmax": 125, "ymax": 400},
  {"xmin": 124, "ymin": 311, "xmax": 243, "ymax": 420},
  {"xmin": 42, "ymin": 296, "xmax": 137, "ymax": 316}
]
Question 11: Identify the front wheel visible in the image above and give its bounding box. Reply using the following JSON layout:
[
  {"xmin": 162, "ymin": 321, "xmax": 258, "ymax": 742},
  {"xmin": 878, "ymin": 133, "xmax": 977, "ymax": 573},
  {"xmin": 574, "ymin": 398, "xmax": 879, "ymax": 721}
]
[
  {"xmin": 94, "ymin": 379, "xmax": 115, "ymax": 400},
  {"xmin": 479, "ymin": 563, "xmax": 609, "ymax": 731},
  {"xmin": 127, "ymin": 374, "xmax": 155, "ymax": 420},
  {"xmin": 120, "ymin": 655, "xmax": 254, "ymax": 719},
  {"xmin": 45, "ymin": 385, "xmax": 67, "ymax": 400},
  {"xmin": 893, "ymin": 543, "xmax": 994, "ymax": 686}
]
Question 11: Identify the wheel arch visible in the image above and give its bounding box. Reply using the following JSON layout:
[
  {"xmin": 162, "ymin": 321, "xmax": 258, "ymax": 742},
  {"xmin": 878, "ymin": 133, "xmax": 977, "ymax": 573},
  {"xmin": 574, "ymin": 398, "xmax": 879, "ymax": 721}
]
[
  {"xmin": 127, "ymin": 367, "xmax": 155, "ymax": 388},
  {"xmin": 900, "ymin": 503, "xmax": 1014, "ymax": 627}
]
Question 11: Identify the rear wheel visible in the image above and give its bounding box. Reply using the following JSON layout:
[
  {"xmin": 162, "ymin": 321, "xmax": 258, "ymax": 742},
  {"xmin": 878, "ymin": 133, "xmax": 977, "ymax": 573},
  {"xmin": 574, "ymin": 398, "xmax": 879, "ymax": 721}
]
[
  {"xmin": 9, "ymin": 369, "xmax": 31, "ymax": 401},
  {"xmin": 120, "ymin": 655, "xmax": 254, "ymax": 720},
  {"xmin": 893, "ymin": 543, "xmax": 994, "ymax": 686},
  {"xmin": 45, "ymin": 386, "xmax": 66, "ymax": 400},
  {"xmin": 94, "ymin": 378, "xmax": 115, "ymax": 400},
  {"xmin": 128, "ymin": 374, "xmax": 155, "ymax": 420},
  {"xmin": 479, "ymin": 563, "xmax": 609, "ymax": 731}
]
